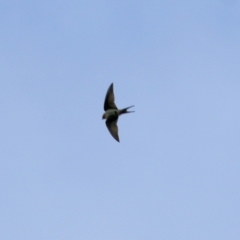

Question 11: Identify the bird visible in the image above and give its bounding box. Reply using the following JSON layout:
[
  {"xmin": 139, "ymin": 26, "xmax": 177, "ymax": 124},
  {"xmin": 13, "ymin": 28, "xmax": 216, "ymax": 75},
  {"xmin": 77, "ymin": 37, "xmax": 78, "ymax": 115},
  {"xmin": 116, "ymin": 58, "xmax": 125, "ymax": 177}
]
[{"xmin": 102, "ymin": 83, "xmax": 134, "ymax": 142}]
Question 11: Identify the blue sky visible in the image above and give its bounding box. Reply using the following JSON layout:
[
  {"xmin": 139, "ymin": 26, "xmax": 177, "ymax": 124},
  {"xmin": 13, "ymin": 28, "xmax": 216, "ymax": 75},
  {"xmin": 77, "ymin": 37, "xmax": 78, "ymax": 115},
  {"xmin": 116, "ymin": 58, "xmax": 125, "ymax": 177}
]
[{"xmin": 1, "ymin": 1, "xmax": 240, "ymax": 239}]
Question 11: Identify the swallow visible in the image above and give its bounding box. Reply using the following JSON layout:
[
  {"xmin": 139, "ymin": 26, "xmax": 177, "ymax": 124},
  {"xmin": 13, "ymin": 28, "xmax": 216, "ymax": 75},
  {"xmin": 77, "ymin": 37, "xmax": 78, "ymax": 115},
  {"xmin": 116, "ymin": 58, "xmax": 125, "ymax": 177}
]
[{"xmin": 102, "ymin": 83, "xmax": 134, "ymax": 142}]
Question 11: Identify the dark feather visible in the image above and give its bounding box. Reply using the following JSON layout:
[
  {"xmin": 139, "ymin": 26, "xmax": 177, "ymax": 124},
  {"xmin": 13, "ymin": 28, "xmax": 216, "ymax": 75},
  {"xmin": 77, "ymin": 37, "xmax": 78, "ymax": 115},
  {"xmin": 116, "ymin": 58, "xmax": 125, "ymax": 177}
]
[
  {"xmin": 106, "ymin": 118, "xmax": 119, "ymax": 142},
  {"xmin": 104, "ymin": 83, "xmax": 118, "ymax": 111}
]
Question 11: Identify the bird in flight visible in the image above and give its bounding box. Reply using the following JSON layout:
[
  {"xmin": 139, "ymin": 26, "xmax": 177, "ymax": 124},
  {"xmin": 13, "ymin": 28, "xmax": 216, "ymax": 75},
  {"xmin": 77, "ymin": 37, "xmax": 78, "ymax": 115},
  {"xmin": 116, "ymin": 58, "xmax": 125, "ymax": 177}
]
[{"xmin": 102, "ymin": 83, "xmax": 134, "ymax": 142}]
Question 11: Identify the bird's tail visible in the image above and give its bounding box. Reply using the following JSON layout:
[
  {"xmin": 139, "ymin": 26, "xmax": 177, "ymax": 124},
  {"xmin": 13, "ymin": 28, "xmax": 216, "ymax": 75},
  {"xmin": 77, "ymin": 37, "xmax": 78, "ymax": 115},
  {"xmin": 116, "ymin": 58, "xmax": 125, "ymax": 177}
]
[{"xmin": 119, "ymin": 105, "xmax": 135, "ymax": 115}]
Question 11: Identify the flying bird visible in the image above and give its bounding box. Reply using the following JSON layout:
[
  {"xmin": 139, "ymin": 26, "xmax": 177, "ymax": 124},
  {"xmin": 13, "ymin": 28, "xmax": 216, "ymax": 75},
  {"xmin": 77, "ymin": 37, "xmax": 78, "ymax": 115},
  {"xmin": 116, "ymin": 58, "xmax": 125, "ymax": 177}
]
[{"xmin": 102, "ymin": 83, "xmax": 134, "ymax": 142}]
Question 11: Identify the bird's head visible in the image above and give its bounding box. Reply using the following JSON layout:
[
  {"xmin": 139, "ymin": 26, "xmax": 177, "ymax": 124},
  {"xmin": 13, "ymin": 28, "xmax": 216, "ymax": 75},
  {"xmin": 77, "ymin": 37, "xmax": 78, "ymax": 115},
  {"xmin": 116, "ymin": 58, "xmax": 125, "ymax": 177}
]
[{"xmin": 102, "ymin": 113, "xmax": 106, "ymax": 119}]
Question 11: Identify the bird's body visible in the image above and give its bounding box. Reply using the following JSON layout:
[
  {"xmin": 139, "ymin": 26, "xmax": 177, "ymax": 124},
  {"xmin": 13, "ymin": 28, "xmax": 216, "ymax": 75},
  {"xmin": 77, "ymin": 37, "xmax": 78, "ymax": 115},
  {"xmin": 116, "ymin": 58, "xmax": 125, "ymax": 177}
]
[
  {"xmin": 102, "ymin": 83, "xmax": 134, "ymax": 142},
  {"xmin": 103, "ymin": 109, "xmax": 119, "ymax": 119}
]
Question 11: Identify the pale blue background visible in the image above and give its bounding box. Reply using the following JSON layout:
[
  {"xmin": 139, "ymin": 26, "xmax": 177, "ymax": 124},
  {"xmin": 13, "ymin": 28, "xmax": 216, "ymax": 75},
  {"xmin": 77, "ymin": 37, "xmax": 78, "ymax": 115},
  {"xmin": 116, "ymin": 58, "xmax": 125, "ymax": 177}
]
[{"xmin": 1, "ymin": 1, "xmax": 240, "ymax": 239}]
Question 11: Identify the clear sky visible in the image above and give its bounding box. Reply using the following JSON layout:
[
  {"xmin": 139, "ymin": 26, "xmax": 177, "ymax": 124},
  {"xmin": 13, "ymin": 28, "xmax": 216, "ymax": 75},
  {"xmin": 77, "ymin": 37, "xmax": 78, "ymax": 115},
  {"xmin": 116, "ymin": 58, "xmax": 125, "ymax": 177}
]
[{"xmin": 1, "ymin": 1, "xmax": 240, "ymax": 239}]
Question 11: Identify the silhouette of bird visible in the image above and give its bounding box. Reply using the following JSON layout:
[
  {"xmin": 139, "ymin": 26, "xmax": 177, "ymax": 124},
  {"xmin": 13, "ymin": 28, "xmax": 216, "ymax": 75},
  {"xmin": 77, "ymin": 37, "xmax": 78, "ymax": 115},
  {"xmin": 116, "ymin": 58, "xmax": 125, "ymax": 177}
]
[{"xmin": 102, "ymin": 83, "xmax": 134, "ymax": 142}]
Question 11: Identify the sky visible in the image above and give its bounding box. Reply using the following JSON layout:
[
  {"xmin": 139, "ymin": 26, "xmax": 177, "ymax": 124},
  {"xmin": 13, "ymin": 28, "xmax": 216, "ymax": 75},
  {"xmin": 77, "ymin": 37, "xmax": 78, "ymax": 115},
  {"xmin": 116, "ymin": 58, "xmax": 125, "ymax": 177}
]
[{"xmin": 0, "ymin": 1, "xmax": 240, "ymax": 239}]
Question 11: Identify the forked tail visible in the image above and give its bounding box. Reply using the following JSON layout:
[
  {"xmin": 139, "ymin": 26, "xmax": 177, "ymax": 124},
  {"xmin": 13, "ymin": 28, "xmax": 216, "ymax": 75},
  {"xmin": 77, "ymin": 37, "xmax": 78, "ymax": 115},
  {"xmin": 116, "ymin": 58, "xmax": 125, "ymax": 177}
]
[{"xmin": 119, "ymin": 105, "xmax": 135, "ymax": 115}]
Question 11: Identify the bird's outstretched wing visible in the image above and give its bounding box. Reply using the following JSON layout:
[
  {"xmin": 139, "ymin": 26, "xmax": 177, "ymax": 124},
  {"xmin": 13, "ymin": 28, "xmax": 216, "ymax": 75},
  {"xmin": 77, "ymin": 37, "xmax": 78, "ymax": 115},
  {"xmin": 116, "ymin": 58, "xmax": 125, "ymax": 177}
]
[
  {"xmin": 104, "ymin": 83, "xmax": 118, "ymax": 111},
  {"xmin": 106, "ymin": 118, "xmax": 119, "ymax": 142}
]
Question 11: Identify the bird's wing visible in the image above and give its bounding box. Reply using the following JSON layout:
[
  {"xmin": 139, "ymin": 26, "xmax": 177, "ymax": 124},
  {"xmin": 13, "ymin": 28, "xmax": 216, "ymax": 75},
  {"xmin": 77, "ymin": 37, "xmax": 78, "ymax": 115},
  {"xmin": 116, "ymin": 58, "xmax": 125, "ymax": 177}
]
[
  {"xmin": 104, "ymin": 83, "xmax": 118, "ymax": 111},
  {"xmin": 106, "ymin": 118, "xmax": 120, "ymax": 142}
]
